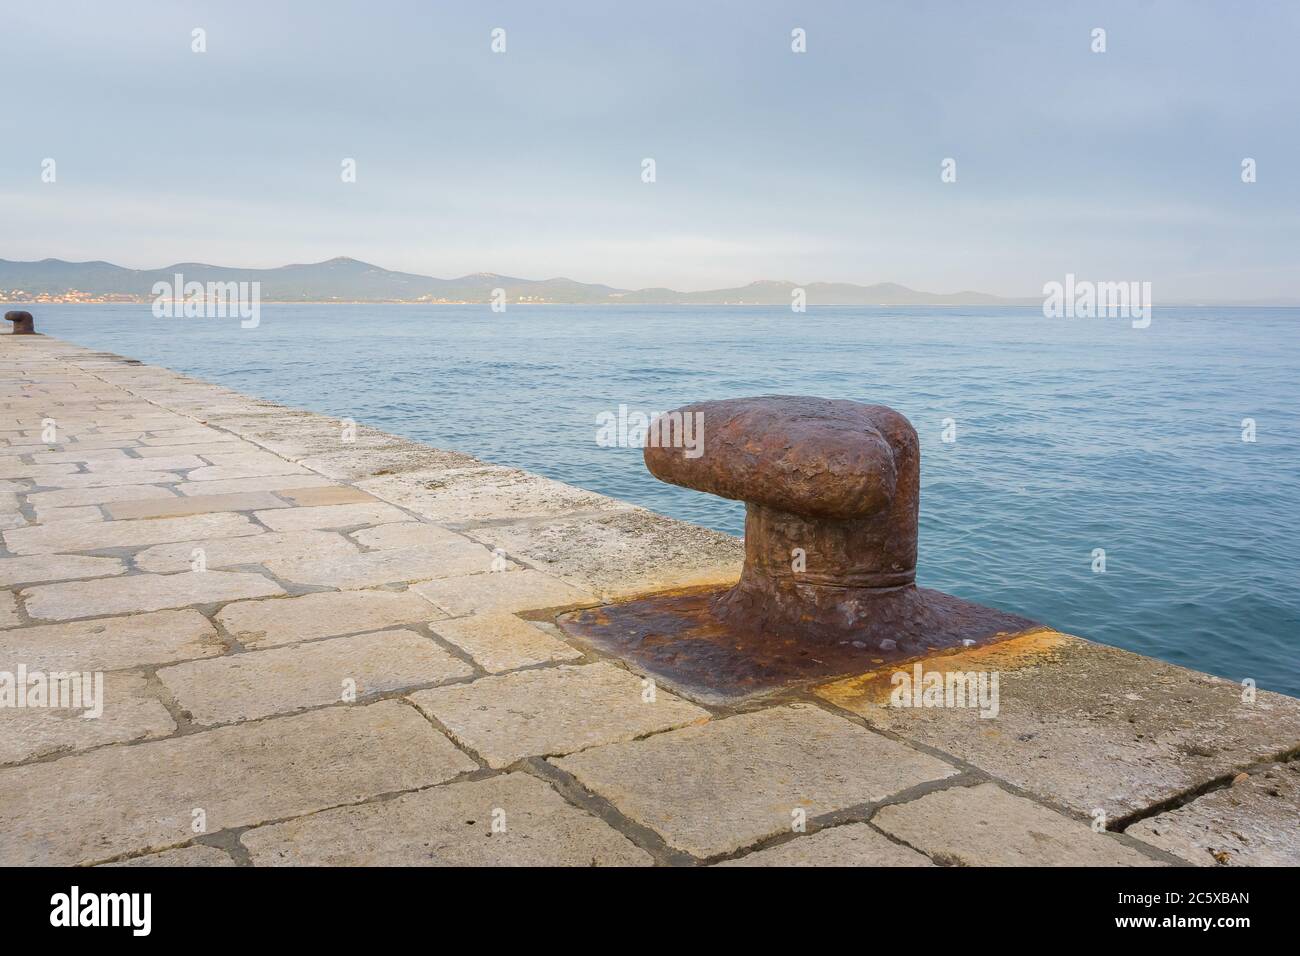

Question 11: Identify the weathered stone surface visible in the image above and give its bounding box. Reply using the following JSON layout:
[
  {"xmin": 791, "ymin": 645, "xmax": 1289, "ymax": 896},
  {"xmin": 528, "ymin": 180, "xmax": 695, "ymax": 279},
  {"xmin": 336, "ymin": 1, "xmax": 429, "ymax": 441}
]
[
  {"xmin": 103, "ymin": 845, "xmax": 235, "ymax": 867},
  {"xmin": 433, "ymin": 612, "xmax": 583, "ymax": 673},
  {"xmin": 0, "ymin": 590, "xmax": 21, "ymax": 628},
  {"xmin": 185, "ymin": 464, "xmax": 309, "ymax": 482},
  {"xmin": 135, "ymin": 529, "xmax": 359, "ymax": 573},
  {"xmin": 242, "ymin": 772, "xmax": 651, "ymax": 866},
  {"xmin": 105, "ymin": 491, "xmax": 287, "ymax": 520},
  {"xmin": 24, "ymin": 484, "xmax": 179, "ymax": 509},
  {"xmin": 23, "ymin": 571, "xmax": 283, "ymax": 620},
  {"xmin": 200, "ymin": 451, "xmax": 310, "ymax": 471},
  {"xmin": 1126, "ymin": 763, "xmax": 1300, "ymax": 867},
  {"xmin": 275, "ymin": 485, "xmax": 375, "ymax": 507},
  {"xmin": 266, "ymin": 542, "xmax": 494, "ymax": 589},
  {"xmin": 554, "ymin": 704, "xmax": 959, "ymax": 858},
  {"xmin": 5, "ymin": 512, "xmax": 262, "ymax": 554},
  {"xmin": 473, "ymin": 508, "xmax": 743, "ymax": 599},
  {"xmin": 0, "ymin": 671, "xmax": 175, "ymax": 766},
  {"xmin": 0, "ymin": 610, "xmax": 222, "ymax": 671},
  {"xmin": 350, "ymin": 521, "xmax": 478, "ymax": 551},
  {"xmin": 31, "ymin": 505, "xmax": 105, "ymax": 525},
  {"xmin": 815, "ymin": 631, "xmax": 1300, "ymax": 819},
  {"xmin": 85, "ymin": 454, "xmax": 206, "ymax": 473},
  {"xmin": 356, "ymin": 465, "xmax": 628, "ymax": 524},
  {"xmin": 216, "ymin": 589, "xmax": 442, "ymax": 648},
  {"xmin": 872, "ymin": 783, "xmax": 1160, "ymax": 867},
  {"xmin": 298, "ymin": 445, "xmax": 482, "ymax": 480},
  {"xmin": 0, "ymin": 461, "xmax": 77, "ymax": 480},
  {"xmin": 0, "ymin": 554, "xmax": 125, "ymax": 587},
  {"xmin": 717, "ymin": 824, "xmax": 933, "ymax": 867},
  {"xmin": 139, "ymin": 430, "xmax": 239, "ymax": 446},
  {"xmin": 0, "ymin": 700, "xmax": 475, "ymax": 865},
  {"xmin": 254, "ymin": 501, "xmax": 410, "ymax": 532},
  {"xmin": 411, "ymin": 662, "xmax": 707, "ymax": 769},
  {"xmin": 135, "ymin": 442, "xmax": 258, "ymax": 459},
  {"xmin": 32, "ymin": 447, "xmax": 130, "ymax": 464},
  {"xmin": 158, "ymin": 629, "xmax": 474, "ymax": 725},
  {"xmin": 30, "ymin": 471, "xmax": 179, "ymax": 489},
  {"xmin": 176, "ymin": 475, "xmax": 337, "ymax": 496},
  {"xmin": 412, "ymin": 569, "xmax": 597, "ymax": 617}
]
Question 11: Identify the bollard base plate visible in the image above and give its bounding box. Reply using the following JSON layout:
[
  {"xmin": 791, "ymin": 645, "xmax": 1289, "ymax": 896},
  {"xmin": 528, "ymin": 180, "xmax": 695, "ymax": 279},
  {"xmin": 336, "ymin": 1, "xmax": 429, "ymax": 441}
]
[{"xmin": 556, "ymin": 584, "xmax": 1041, "ymax": 704}]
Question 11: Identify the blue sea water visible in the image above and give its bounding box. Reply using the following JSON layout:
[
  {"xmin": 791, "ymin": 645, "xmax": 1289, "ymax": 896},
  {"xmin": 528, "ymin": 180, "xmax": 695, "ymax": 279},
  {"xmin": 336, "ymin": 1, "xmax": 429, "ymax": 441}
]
[{"xmin": 27, "ymin": 304, "xmax": 1300, "ymax": 697}]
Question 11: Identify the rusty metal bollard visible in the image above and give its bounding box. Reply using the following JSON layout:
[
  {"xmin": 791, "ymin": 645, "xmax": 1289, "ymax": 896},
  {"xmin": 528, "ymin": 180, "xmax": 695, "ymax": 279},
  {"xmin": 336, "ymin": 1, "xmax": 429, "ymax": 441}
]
[
  {"xmin": 559, "ymin": 394, "xmax": 1038, "ymax": 701},
  {"xmin": 5, "ymin": 311, "xmax": 36, "ymax": 334},
  {"xmin": 645, "ymin": 396, "xmax": 920, "ymax": 633}
]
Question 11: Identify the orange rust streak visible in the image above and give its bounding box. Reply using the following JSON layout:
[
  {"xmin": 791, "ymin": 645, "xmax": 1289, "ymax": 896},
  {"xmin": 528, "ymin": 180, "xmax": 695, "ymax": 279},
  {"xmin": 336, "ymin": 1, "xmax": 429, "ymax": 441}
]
[{"xmin": 815, "ymin": 628, "xmax": 1075, "ymax": 709}]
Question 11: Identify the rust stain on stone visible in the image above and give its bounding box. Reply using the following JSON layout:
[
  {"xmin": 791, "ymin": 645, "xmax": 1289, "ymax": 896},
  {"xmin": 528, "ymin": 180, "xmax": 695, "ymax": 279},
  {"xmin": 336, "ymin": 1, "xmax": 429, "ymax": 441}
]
[{"xmin": 814, "ymin": 628, "xmax": 1075, "ymax": 710}]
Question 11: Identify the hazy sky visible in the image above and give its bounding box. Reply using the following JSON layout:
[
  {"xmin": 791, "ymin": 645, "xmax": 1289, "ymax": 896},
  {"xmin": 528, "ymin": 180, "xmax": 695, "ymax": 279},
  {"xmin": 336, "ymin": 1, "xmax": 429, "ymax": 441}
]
[{"xmin": 3, "ymin": 0, "xmax": 1297, "ymax": 297}]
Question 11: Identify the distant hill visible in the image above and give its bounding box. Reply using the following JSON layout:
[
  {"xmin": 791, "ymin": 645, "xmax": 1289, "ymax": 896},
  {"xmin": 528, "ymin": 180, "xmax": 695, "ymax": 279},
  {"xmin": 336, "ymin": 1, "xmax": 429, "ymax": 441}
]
[
  {"xmin": 4, "ymin": 256, "xmax": 1293, "ymax": 307},
  {"xmin": 0, "ymin": 256, "xmax": 1041, "ymax": 306}
]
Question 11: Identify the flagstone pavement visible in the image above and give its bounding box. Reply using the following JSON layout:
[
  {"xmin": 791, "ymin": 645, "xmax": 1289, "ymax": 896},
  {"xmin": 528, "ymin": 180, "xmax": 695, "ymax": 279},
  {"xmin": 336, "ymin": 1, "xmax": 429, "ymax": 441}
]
[{"xmin": 1, "ymin": 335, "xmax": 1296, "ymax": 867}]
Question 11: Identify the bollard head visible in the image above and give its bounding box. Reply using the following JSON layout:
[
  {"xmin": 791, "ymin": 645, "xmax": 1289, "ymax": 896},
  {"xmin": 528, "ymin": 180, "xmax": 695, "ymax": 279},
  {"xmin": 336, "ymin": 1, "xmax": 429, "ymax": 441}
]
[
  {"xmin": 4, "ymin": 311, "xmax": 36, "ymax": 334},
  {"xmin": 647, "ymin": 395, "xmax": 918, "ymax": 590},
  {"xmin": 644, "ymin": 395, "xmax": 912, "ymax": 519}
]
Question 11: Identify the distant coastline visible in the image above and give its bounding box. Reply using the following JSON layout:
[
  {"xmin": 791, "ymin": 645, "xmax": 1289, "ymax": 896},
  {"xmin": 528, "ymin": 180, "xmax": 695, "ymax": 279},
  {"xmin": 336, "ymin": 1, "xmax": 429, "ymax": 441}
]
[{"xmin": 3, "ymin": 256, "xmax": 1297, "ymax": 308}]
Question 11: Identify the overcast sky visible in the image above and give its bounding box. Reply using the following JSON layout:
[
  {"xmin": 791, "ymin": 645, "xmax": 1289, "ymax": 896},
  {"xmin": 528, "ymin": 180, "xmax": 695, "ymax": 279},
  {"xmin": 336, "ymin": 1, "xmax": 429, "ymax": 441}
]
[{"xmin": 3, "ymin": 0, "xmax": 1296, "ymax": 297}]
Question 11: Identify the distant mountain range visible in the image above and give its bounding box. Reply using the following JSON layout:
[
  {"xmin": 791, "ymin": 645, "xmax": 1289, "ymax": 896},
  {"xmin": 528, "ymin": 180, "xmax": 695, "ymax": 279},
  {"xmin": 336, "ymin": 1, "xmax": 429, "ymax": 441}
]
[
  {"xmin": 1, "ymin": 257, "xmax": 1295, "ymax": 307},
  {"xmin": 0, "ymin": 257, "xmax": 1039, "ymax": 306}
]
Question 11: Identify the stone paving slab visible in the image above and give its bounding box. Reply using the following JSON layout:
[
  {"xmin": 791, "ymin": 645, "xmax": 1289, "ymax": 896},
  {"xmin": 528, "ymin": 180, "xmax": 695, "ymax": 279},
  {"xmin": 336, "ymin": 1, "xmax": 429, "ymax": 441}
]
[
  {"xmin": 275, "ymin": 485, "xmax": 376, "ymax": 507},
  {"xmin": 0, "ymin": 700, "xmax": 475, "ymax": 866},
  {"xmin": 716, "ymin": 823, "xmax": 933, "ymax": 867},
  {"xmin": 31, "ymin": 505, "xmax": 106, "ymax": 525},
  {"xmin": 5, "ymin": 511, "xmax": 263, "ymax": 554},
  {"xmin": 1125, "ymin": 762, "xmax": 1300, "ymax": 866},
  {"xmin": 0, "ymin": 671, "xmax": 175, "ymax": 766},
  {"xmin": 105, "ymin": 490, "xmax": 288, "ymax": 520},
  {"xmin": 186, "ymin": 464, "xmax": 310, "ymax": 482},
  {"xmin": 255, "ymin": 501, "xmax": 410, "ymax": 531},
  {"xmin": 135, "ymin": 529, "xmax": 360, "ymax": 573},
  {"xmin": 297, "ymin": 445, "xmax": 483, "ymax": 480},
  {"xmin": 24, "ymin": 484, "xmax": 180, "ymax": 509},
  {"xmin": 103, "ymin": 845, "xmax": 236, "ymax": 867},
  {"xmin": 242, "ymin": 772, "xmax": 653, "ymax": 866},
  {"xmin": 356, "ymin": 465, "xmax": 630, "ymax": 524},
  {"xmin": 412, "ymin": 568, "xmax": 598, "ymax": 617},
  {"xmin": 349, "ymin": 521, "xmax": 480, "ymax": 550},
  {"xmin": 555, "ymin": 704, "xmax": 959, "ymax": 858},
  {"xmin": 872, "ymin": 782, "xmax": 1161, "ymax": 867},
  {"xmin": 85, "ymin": 454, "xmax": 206, "ymax": 472},
  {"xmin": 0, "ymin": 609, "xmax": 222, "ymax": 671},
  {"xmin": 135, "ymin": 442, "xmax": 259, "ymax": 458},
  {"xmin": 30, "ymin": 470, "xmax": 181, "ymax": 489},
  {"xmin": 22, "ymin": 570, "xmax": 284, "ymax": 621},
  {"xmin": 432, "ymin": 612, "xmax": 584, "ymax": 673},
  {"xmin": 158, "ymin": 629, "xmax": 474, "ymax": 725},
  {"xmin": 816, "ymin": 630, "xmax": 1300, "ymax": 820},
  {"xmin": 411, "ymin": 662, "xmax": 708, "ymax": 768},
  {"xmin": 175, "ymin": 475, "xmax": 338, "ymax": 496},
  {"xmin": 216, "ymin": 589, "xmax": 444, "ymax": 648},
  {"xmin": 0, "ymin": 554, "xmax": 125, "ymax": 587},
  {"xmin": 471, "ymin": 508, "xmax": 743, "ymax": 599},
  {"xmin": 266, "ymin": 542, "xmax": 494, "ymax": 589}
]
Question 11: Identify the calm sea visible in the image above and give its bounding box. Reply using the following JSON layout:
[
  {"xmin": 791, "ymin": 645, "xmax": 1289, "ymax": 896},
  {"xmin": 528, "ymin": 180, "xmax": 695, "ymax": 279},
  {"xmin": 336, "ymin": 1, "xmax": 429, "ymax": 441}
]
[{"xmin": 28, "ymin": 304, "xmax": 1300, "ymax": 697}]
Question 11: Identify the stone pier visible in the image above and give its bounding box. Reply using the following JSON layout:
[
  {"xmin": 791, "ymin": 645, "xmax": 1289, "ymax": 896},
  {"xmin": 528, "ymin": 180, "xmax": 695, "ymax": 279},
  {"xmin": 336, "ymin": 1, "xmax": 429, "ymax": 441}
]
[{"xmin": 0, "ymin": 334, "xmax": 1296, "ymax": 867}]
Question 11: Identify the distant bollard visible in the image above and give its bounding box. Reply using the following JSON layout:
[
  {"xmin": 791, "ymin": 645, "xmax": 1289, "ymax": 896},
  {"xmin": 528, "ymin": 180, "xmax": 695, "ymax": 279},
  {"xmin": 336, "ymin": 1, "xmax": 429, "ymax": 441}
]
[{"xmin": 4, "ymin": 311, "xmax": 35, "ymax": 334}]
